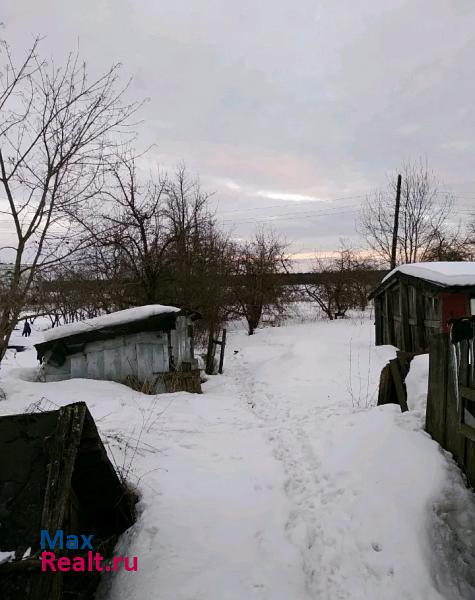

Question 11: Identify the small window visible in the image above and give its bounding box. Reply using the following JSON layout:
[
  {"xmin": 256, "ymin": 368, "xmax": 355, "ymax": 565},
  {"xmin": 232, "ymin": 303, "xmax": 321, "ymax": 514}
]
[{"xmin": 471, "ymin": 298, "xmax": 475, "ymax": 315}]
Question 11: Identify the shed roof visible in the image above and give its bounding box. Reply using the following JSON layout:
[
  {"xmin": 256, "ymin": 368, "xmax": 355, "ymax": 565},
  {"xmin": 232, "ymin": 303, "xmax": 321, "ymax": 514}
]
[
  {"xmin": 370, "ymin": 261, "xmax": 475, "ymax": 299},
  {"xmin": 42, "ymin": 304, "xmax": 180, "ymax": 343},
  {"xmin": 34, "ymin": 304, "xmax": 197, "ymax": 362},
  {"xmin": 381, "ymin": 262, "xmax": 475, "ymax": 287}
]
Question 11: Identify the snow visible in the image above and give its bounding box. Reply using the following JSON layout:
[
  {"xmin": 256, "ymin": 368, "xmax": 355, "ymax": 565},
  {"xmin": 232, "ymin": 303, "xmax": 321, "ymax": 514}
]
[
  {"xmin": 0, "ymin": 550, "xmax": 15, "ymax": 565},
  {"xmin": 1, "ymin": 309, "xmax": 475, "ymax": 599},
  {"xmin": 41, "ymin": 305, "xmax": 181, "ymax": 343},
  {"xmin": 382, "ymin": 261, "xmax": 475, "ymax": 287},
  {"xmin": 406, "ymin": 354, "xmax": 430, "ymax": 413}
]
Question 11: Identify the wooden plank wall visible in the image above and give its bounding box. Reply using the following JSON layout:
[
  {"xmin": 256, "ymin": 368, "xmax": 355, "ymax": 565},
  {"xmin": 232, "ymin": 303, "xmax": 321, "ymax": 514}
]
[
  {"xmin": 376, "ymin": 276, "xmax": 443, "ymax": 353},
  {"xmin": 426, "ymin": 332, "xmax": 475, "ymax": 488}
]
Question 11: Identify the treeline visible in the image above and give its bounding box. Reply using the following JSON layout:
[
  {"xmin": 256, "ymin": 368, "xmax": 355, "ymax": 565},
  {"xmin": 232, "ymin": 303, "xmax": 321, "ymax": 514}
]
[{"xmin": 31, "ymin": 242, "xmax": 385, "ymax": 331}]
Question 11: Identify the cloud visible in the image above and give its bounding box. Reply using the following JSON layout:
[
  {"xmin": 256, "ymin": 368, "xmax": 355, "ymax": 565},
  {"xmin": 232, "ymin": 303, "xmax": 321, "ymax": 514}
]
[
  {"xmin": 397, "ymin": 123, "xmax": 420, "ymax": 137},
  {"xmin": 256, "ymin": 191, "xmax": 323, "ymax": 202},
  {"xmin": 439, "ymin": 140, "xmax": 473, "ymax": 153},
  {"xmin": 224, "ymin": 180, "xmax": 241, "ymax": 191}
]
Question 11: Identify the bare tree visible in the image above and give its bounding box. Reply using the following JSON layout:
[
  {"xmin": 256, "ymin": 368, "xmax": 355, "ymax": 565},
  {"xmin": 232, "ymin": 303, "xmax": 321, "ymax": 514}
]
[
  {"xmin": 360, "ymin": 160, "xmax": 453, "ymax": 266},
  {"xmin": 468, "ymin": 218, "xmax": 475, "ymax": 257},
  {"xmin": 79, "ymin": 156, "xmax": 235, "ymax": 334},
  {"xmin": 305, "ymin": 243, "xmax": 380, "ymax": 320},
  {"xmin": 76, "ymin": 153, "xmax": 171, "ymax": 306},
  {"xmin": 424, "ymin": 227, "xmax": 474, "ymax": 262},
  {"xmin": 0, "ymin": 39, "xmax": 138, "ymax": 361},
  {"xmin": 306, "ymin": 245, "xmax": 355, "ymax": 320},
  {"xmin": 231, "ymin": 230, "xmax": 290, "ymax": 335},
  {"xmin": 32, "ymin": 262, "xmax": 108, "ymax": 327},
  {"xmin": 159, "ymin": 163, "xmax": 226, "ymax": 315}
]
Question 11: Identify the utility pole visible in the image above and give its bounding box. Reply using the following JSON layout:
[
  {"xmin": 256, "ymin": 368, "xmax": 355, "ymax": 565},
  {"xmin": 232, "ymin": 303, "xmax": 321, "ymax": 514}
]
[{"xmin": 390, "ymin": 174, "xmax": 402, "ymax": 271}]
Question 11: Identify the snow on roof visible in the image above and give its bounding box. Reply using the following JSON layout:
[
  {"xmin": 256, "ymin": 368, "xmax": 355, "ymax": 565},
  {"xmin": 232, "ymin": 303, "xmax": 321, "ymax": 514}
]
[
  {"xmin": 382, "ymin": 262, "xmax": 475, "ymax": 287},
  {"xmin": 42, "ymin": 304, "xmax": 181, "ymax": 343}
]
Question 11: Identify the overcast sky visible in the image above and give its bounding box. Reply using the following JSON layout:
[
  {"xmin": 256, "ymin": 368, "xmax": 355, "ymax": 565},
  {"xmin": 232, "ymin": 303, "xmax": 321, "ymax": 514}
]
[{"xmin": 1, "ymin": 0, "xmax": 475, "ymax": 262}]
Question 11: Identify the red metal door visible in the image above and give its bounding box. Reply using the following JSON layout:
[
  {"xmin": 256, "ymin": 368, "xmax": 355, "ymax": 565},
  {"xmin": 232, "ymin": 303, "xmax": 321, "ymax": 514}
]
[{"xmin": 442, "ymin": 293, "xmax": 469, "ymax": 331}]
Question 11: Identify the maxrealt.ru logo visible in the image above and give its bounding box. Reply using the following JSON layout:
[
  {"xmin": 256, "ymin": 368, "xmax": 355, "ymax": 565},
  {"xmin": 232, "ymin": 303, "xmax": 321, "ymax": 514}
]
[{"xmin": 40, "ymin": 530, "xmax": 138, "ymax": 572}]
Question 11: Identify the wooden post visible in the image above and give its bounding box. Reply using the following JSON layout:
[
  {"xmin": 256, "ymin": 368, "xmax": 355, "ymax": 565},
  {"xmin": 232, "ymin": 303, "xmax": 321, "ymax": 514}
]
[
  {"xmin": 389, "ymin": 359, "xmax": 409, "ymax": 412},
  {"xmin": 377, "ymin": 364, "xmax": 393, "ymax": 405},
  {"xmin": 426, "ymin": 333, "xmax": 449, "ymax": 446},
  {"xmin": 205, "ymin": 328, "xmax": 227, "ymax": 375},
  {"xmin": 205, "ymin": 331, "xmax": 215, "ymax": 375},
  {"xmin": 375, "ymin": 297, "xmax": 382, "ymax": 345},
  {"xmin": 390, "ymin": 174, "xmax": 402, "ymax": 271},
  {"xmin": 455, "ymin": 340, "xmax": 469, "ymax": 467},
  {"xmin": 218, "ymin": 329, "xmax": 227, "ymax": 374}
]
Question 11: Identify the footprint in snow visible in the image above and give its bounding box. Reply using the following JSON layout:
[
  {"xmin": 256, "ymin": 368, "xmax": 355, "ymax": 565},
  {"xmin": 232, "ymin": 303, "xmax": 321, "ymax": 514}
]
[
  {"xmin": 371, "ymin": 542, "xmax": 383, "ymax": 552},
  {"xmin": 179, "ymin": 443, "xmax": 196, "ymax": 450}
]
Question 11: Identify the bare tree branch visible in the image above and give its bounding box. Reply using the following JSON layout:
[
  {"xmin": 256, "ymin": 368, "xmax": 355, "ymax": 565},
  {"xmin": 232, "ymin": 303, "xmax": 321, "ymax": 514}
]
[{"xmin": 0, "ymin": 38, "xmax": 140, "ymax": 361}]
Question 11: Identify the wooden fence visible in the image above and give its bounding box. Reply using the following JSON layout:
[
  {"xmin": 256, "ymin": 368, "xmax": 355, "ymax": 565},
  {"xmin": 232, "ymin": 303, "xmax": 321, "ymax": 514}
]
[{"xmin": 426, "ymin": 325, "xmax": 475, "ymax": 488}]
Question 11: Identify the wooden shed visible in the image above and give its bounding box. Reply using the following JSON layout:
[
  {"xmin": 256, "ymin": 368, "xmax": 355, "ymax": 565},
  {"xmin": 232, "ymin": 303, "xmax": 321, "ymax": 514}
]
[
  {"xmin": 34, "ymin": 305, "xmax": 200, "ymax": 393},
  {"xmin": 0, "ymin": 402, "xmax": 135, "ymax": 600},
  {"xmin": 369, "ymin": 262, "xmax": 475, "ymax": 353}
]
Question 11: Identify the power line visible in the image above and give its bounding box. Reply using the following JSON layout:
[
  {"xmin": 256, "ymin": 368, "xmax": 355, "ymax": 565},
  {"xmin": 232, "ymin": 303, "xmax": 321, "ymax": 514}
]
[
  {"xmin": 220, "ymin": 201, "xmax": 474, "ymax": 227},
  {"xmin": 217, "ymin": 190, "xmax": 474, "ymax": 220},
  {"xmin": 221, "ymin": 206, "xmax": 360, "ymax": 226},
  {"xmin": 217, "ymin": 193, "xmax": 370, "ymax": 216}
]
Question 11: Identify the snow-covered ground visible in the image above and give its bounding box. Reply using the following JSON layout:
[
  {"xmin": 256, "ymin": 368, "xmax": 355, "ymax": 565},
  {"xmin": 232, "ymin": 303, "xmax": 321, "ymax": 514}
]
[{"xmin": 1, "ymin": 311, "xmax": 475, "ymax": 599}]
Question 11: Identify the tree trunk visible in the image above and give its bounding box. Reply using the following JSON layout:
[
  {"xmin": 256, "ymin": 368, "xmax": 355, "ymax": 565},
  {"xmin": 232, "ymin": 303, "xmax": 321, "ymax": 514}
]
[{"xmin": 0, "ymin": 309, "xmax": 20, "ymax": 362}]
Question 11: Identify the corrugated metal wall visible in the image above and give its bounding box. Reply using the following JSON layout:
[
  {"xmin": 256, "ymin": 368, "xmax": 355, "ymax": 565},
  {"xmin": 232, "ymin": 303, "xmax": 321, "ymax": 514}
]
[{"xmin": 42, "ymin": 326, "xmax": 192, "ymax": 386}]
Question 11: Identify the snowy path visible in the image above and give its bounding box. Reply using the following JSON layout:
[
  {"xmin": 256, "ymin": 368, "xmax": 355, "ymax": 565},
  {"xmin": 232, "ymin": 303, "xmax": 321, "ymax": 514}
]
[
  {"xmin": 225, "ymin": 322, "xmax": 475, "ymax": 599},
  {"xmin": 2, "ymin": 316, "xmax": 475, "ymax": 599},
  {"xmin": 105, "ymin": 385, "xmax": 312, "ymax": 600}
]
